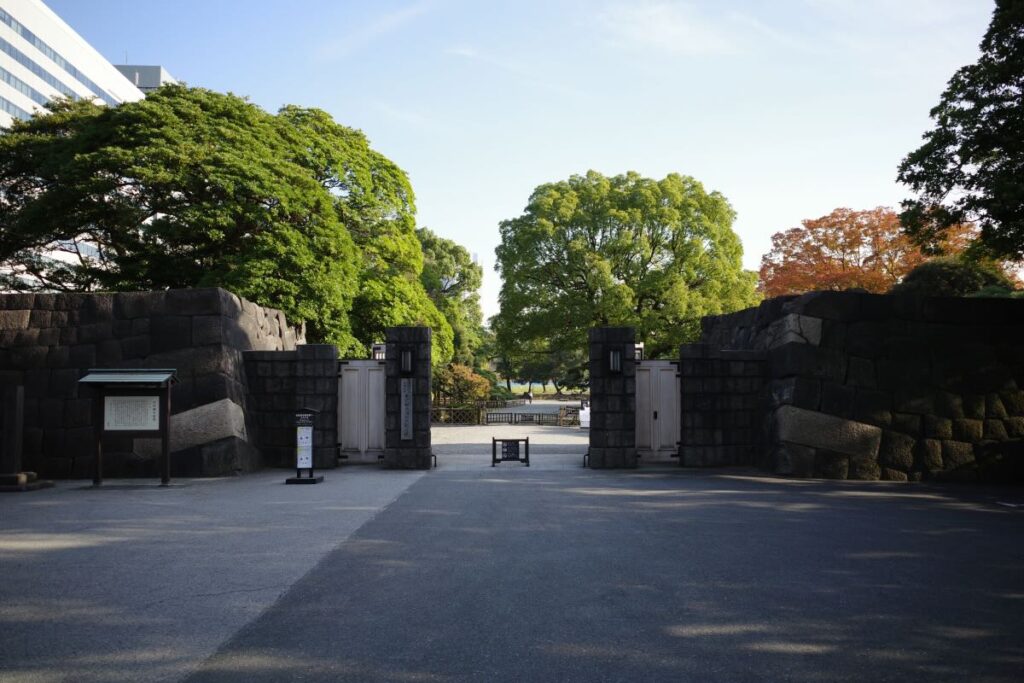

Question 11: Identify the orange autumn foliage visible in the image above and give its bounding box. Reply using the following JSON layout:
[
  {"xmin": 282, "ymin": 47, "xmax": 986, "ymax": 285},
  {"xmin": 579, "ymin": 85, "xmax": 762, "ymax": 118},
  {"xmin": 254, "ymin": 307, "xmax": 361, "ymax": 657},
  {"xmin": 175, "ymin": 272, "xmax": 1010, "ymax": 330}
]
[{"xmin": 758, "ymin": 207, "xmax": 974, "ymax": 298}]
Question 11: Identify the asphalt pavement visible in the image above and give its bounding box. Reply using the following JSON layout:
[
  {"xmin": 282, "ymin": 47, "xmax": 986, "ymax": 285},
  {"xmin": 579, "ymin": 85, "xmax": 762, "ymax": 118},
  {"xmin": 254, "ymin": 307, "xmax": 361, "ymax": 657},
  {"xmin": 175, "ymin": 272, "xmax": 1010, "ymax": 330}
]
[
  {"xmin": 2, "ymin": 446, "xmax": 1023, "ymax": 682},
  {"xmin": 184, "ymin": 469, "xmax": 1024, "ymax": 683},
  {"xmin": 0, "ymin": 468, "xmax": 426, "ymax": 683}
]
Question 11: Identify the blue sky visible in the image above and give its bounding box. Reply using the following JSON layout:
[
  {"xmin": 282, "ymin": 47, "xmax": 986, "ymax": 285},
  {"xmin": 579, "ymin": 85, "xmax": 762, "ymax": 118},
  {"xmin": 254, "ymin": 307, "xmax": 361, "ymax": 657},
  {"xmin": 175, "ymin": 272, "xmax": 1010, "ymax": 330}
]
[{"xmin": 48, "ymin": 0, "xmax": 994, "ymax": 319}]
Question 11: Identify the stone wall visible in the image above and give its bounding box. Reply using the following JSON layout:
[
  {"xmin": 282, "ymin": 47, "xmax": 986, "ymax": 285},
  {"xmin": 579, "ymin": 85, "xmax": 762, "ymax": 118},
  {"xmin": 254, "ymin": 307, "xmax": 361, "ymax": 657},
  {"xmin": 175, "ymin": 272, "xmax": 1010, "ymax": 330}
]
[
  {"xmin": 588, "ymin": 327, "xmax": 637, "ymax": 468},
  {"xmin": 679, "ymin": 345, "xmax": 768, "ymax": 468},
  {"xmin": 243, "ymin": 345, "xmax": 338, "ymax": 470},
  {"xmin": 0, "ymin": 288, "xmax": 303, "ymax": 478},
  {"xmin": 698, "ymin": 291, "xmax": 1024, "ymax": 481}
]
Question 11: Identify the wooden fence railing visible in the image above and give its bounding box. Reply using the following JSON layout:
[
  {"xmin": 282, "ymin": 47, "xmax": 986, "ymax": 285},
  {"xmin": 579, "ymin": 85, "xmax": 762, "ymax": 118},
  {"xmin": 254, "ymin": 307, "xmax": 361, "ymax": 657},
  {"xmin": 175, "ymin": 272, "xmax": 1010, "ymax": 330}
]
[
  {"xmin": 434, "ymin": 397, "xmax": 528, "ymax": 409},
  {"xmin": 431, "ymin": 404, "xmax": 581, "ymax": 427},
  {"xmin": 431, "ymin": 407, "xmax": 484, "ymax": 425}
]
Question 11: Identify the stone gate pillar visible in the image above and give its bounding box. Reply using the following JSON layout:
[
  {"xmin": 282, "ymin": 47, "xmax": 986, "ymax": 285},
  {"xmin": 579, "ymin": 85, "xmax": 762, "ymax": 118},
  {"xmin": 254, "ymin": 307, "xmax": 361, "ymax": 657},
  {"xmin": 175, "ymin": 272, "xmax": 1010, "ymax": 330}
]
[
  {"xmin": 383, "ymin": 326, "xmax": 432, "ymax": 469},
  {"xmin": 588, "ymin": 327, "xmax": 637, "ymax": 468}
]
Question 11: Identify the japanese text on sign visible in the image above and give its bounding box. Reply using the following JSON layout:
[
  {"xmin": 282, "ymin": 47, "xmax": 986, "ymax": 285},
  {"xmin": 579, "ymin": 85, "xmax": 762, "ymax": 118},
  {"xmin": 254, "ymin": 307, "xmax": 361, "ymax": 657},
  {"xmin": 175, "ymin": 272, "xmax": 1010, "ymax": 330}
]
[
  {"xmin": 296, "ymin": 425, "xmax": 313, "ymax": 469},
  {"xmin": 400, "ymin": 378, "xmax": 413, "ymax": 440},
  {"xmin": 502, "ymin": 441, "xmax": 520, "ymax": 460},
  {"xmin": 103, "ymin": 396, "xmax": 159, "ymax": 431}
]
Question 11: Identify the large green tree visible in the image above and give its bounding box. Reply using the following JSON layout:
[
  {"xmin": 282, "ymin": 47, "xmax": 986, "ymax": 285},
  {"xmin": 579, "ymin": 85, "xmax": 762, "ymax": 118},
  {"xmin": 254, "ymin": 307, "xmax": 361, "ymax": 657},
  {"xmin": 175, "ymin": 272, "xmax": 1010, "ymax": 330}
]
[
  {"xmin": 494, "ymin": 170, "xmax": 759, "ymax": 360},
  {"xmin": 897, "ymin": 0, "xmax": 1024, "ymax": 259},
  {"xmin": 0, "ymin": 88, "xmax": 360, "ymax": 344},
  {"xmin": 417, "ymin": 227, "xmax": 483, "ymax": 365},
  {"xmin": 274, "ymin": 106, "xmax": 454, "ymax": 363},
  {"xmin": 0, "ymin": 85, "xmax": 455, "ymax": 358}
]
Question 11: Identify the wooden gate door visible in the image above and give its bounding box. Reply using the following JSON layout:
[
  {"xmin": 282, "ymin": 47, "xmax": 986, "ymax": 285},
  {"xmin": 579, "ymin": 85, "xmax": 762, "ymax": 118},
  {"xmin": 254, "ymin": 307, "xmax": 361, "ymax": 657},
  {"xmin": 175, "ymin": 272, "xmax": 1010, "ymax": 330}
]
[
  {"xmin": 635, "ymin": 360, "xmax": 681, "ymax": 460},
  {"xmin": 338, "ymin": 360, "xmax": 386, "ymax": 460}
]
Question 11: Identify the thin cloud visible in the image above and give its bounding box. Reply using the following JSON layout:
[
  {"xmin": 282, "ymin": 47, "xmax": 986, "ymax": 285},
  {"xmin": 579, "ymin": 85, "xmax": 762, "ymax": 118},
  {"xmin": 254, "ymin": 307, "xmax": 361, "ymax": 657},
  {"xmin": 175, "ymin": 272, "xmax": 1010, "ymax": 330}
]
[
  {"xmin": 596, "ymin": 1, "xmax": 807, "ymax": 57},
  {"xmin": 444, "ymin": 45, "xmax": 478, "ymax": 58},
  {"xmin": 726, "ymin": 11, "xmax": 815, "ymax": 54},
  {"xmin": 444, "ymin": 45, "xmax": 588, "ymax": 98},
  {"xmin": 802, "ymin": 0, "xmax": 983, "ymax": 28},
  {"xmin": 801, "ymin": 0, "xmax": 991, "ymax": 79},
  {"xmin": 317, "ymin": 0, "xmax": 435, "ymax": 61},
  {"xmin": 372, "ymin": 100, "xmax": 435, "ymax": 130},
  {"xmin": 597, "ymin": 1, "xmax": 737, "ymax": 56}
]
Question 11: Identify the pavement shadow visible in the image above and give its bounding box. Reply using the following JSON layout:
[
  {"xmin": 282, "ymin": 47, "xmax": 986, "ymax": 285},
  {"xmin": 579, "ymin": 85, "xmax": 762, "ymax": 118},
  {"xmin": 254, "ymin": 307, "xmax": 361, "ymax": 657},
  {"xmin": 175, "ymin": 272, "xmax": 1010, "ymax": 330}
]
[{"xmin": 183, "ymin": 470, "xmax": 1024, "ymax": 682}]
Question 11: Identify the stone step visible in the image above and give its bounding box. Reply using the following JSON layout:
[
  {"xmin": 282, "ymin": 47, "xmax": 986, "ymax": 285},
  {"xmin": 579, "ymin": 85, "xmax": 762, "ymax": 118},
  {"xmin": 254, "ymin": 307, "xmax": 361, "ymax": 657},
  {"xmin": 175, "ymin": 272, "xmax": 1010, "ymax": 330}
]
[{"xmin": 0, "ymin": 471, "xmax": 53, "ymax": 492}]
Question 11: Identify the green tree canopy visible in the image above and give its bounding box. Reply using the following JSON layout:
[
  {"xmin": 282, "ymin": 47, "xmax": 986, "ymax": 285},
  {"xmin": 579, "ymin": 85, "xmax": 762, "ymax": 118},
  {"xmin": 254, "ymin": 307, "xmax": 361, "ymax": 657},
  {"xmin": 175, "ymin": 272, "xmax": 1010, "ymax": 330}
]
[
  {"xmin": 0, "ymin": 85, "xmax": 456, "ymax": 358},
  {"xmin": 274, "ymin": 106, "xmax": 453, "ymax": 362},
  {"xmin": 897, "ymin": 0, "xmax": 1024, "ymax": 260},
  {"xmin": 417, "ymin": 227, "xmax": 484, "ymax": 365},
  {"xmin": 889, "ymin": 256, "xmax": 1015, "ymax": 297},
  {"xmin": 349, "ymin": 274, "xmax": 454, "ymax": 366},
  {"xmin": 493, "ymin": 170, "xmax": 759, "ymax": 360}
]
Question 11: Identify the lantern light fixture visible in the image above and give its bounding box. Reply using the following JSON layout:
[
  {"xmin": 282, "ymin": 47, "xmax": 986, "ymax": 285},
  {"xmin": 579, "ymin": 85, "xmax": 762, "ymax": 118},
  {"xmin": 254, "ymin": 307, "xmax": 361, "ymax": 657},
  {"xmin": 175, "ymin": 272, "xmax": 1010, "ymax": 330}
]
[{"xmin": 609, "ymin": 348, "xmax": 622, "ymax": 373}]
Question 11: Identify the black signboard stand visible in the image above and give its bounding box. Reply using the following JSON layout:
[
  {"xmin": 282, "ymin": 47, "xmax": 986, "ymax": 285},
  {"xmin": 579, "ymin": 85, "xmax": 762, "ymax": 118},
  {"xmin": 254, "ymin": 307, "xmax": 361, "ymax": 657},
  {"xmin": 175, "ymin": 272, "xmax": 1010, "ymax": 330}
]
[
  {"xmin": 78, "ymin": 369, "xmax": 177, "ymax": 487},
  {"xmin": 492, "ymin": 437, "xmax": 530, "ymax": 467}
]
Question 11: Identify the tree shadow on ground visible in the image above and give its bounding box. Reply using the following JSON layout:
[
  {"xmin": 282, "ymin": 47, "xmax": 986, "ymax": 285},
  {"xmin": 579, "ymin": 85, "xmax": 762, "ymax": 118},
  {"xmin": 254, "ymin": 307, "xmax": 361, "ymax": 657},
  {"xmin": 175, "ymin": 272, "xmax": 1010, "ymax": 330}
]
[{"xmin": 181, "ymin": 471, "xmax": 1024, "ymax": 682}]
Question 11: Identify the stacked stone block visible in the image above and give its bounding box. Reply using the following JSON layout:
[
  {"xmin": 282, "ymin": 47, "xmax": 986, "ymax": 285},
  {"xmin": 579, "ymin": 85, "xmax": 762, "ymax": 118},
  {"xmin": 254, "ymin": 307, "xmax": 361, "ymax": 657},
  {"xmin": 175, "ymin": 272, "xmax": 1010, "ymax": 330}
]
[
  {"xmin": 0, "ymin": 288, "xmax": 302, "ymax": 478},
  {"xmin": 243, "ymin": 345, "xmax": 338, "ymax": 470},
  {"xmin": 588, "ymin": 327, "xmax": 637, "ymax": 468},
  {"xmin": 699, "ymin": 291, "xmax": 1024, "ymax": 481},
  {"xmin": 679, "ymin": 344, "xmax": 767, "ymax": 468},
  {"xmin": 383, "ymin": 327, "xmax": 432, "ymax": 469}
]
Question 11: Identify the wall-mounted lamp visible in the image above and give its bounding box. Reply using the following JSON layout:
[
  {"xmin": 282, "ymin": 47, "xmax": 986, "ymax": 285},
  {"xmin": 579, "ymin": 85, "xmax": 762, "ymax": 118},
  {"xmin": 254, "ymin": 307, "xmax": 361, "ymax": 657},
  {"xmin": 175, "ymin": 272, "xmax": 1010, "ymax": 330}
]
[
  {"xmin": 634, "ymin": 342, "xmax": 645, "ymax": 361},
  {"xmin": 400, "ymin": 347, "xmax": 414, "ymax": 375},
  {"xmin": 609, "ymin": 348, "xmax": 622, "ymax": 373}
]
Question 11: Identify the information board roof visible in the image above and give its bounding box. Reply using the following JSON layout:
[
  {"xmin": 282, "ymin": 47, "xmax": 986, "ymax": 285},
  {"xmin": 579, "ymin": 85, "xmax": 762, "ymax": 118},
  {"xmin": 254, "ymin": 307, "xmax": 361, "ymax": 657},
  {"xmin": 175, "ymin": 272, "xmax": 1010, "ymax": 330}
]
[{"xmin": 78, "ymin": 369, "xmax": 177, "ymax": 386}]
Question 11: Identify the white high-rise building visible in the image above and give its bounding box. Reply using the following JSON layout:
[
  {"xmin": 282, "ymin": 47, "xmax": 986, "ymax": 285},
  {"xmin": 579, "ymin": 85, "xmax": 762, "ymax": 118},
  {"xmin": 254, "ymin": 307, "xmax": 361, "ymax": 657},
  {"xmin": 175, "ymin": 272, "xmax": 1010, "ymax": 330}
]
[{"xmin": 0, "ymin": 0, "xmax": 144, "ymax": 127}]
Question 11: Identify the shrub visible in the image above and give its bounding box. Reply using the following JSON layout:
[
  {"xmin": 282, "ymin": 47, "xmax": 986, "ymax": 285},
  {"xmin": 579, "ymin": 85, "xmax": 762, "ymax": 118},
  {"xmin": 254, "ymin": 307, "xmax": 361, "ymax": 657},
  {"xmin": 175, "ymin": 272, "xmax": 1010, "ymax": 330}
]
[
  {"xmin": 489, "ymin": 384, "xmax": 515, "ymax": 401},
  {"xmin": 890, "ymin": 257, "xmax": 1015, "ymax": 297},
  {"xmin": 433, "ymin": 364, "xmax": 490, "ymax": 406}
]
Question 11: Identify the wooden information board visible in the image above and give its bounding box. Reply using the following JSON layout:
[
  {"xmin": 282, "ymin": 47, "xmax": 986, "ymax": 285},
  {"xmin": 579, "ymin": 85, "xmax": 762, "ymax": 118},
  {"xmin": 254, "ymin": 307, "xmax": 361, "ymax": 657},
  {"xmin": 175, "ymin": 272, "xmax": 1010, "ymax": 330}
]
[{"xmin": 78, "ymin": 369, "xmax": 176, "ymax": 487}]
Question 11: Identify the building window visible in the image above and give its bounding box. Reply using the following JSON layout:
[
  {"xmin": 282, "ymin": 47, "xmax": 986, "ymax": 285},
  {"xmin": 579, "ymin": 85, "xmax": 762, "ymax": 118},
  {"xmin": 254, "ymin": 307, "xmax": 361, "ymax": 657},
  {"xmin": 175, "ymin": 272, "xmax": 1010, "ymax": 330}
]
[
  {"xmin": 0, "ymin": 65, "xmax": 48, "ymax": 105},
  {"xmin": 0, "ymin": 94, "xmax": 31, "ymax": 121},
  {"xmin": 0, "ymin": 9, "xmax": 119, "ymax": 106},
  {"xmin": 0, "ymin": 37, "xmax": 80, "ymax": 102}
]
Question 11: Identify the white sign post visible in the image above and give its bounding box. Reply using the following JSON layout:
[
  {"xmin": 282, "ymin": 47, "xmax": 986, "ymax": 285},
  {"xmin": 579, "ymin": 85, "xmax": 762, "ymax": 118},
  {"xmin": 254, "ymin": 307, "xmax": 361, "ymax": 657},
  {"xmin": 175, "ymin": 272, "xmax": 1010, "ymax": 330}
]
[
  {"xmin": 296, "ymin": 425, "xmax": 313, "ymax": 469},
  {"xmin": 286, "ymin": 409, "xmax": 323, "ymax": 484}
]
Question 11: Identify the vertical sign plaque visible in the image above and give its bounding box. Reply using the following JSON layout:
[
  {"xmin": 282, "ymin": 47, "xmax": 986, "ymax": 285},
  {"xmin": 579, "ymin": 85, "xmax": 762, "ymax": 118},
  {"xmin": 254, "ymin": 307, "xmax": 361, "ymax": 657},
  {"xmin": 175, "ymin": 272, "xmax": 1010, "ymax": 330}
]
[
  {"xmin": 286, "ymin": 410, "xmax": 323, "ymax": 484},
  {"xmin": 400, "ymin": 378, "xmax": 413, "ymax": 441},
  {"xmin": 296, "ymin": 423, "xmax": 313, "ymax": 469}
]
